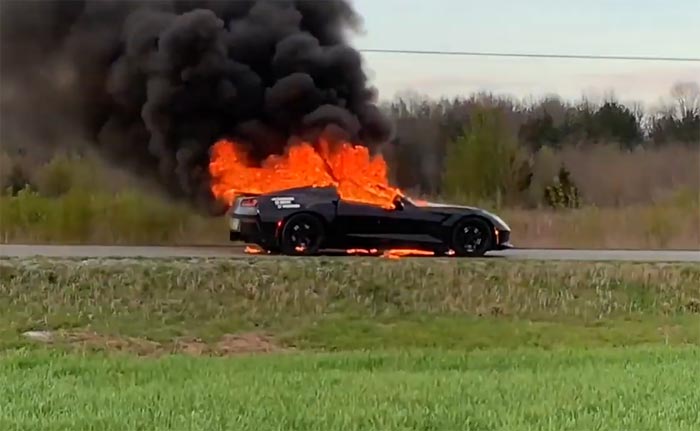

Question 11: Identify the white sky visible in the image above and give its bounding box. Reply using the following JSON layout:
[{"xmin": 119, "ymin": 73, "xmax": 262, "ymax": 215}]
[{"xmin": 349, "ymin": 0, "xmax": 700, "ymax": 108}]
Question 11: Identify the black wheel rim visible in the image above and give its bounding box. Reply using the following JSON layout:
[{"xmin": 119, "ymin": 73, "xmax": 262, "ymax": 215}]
[
  {"xmin": 457, "ymin": 223, "xmax": 488, "ymax": 253},
  {"xmin": 287, "ymin": 220, "xmax": 319, "ymax": 251}
]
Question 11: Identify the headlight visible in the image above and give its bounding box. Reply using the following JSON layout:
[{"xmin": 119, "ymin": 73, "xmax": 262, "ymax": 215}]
[{"xmin": 487, "ymin": 212, "xmax": 510, "ymax": 231}]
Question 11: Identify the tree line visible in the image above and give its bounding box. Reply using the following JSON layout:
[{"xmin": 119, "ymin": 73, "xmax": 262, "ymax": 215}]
[
  {"xmin": 380, "ymin": 81, "xmax": 699, "ymax": 204},
  {"xmin": 2, "ymin": 82, "xmax": 697, "ymax": 211}
]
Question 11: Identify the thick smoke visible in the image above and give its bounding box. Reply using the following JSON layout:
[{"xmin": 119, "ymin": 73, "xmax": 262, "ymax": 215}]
[{"xmin": 0, "ymin": 0, "xmax": 392, "ymax": 212}]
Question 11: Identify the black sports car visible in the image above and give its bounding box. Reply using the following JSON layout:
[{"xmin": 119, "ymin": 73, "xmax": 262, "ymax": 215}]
[{"xmin": 227, "ymin": 186, "xmax": 512, "ymax": 256}]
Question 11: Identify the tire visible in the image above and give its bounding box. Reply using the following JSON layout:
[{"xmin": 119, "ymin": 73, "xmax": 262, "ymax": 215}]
[
  {"xmin": 450, "ymin": 217, "xmax": 493, "ymax": 257},
  {"xmin": 279, "ymin": 213, "xmax": 325, "ymax": 256}
]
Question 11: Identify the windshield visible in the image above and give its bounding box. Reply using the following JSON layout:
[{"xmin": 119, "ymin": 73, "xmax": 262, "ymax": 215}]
[{"xmin": 399, "ymin": 195, "xmax": 429, "ymax": 207}]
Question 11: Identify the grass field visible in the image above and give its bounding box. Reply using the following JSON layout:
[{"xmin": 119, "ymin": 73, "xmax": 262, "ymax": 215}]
[
  {"xmin": 2, "ymin": 348, "xmax": 699, "ymax": 430},
  {"xmin": 1, "ymin": 257, "xmax": 699, "ymax": 430}
]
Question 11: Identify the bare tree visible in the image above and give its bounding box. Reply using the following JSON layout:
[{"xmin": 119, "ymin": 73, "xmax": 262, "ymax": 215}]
[
  {"xmin": 628, "ymin": 101, "xmax": 648, "ymax": 135},
  {"xmin": 392, "ymin": 89, "xmax": 432, "ymax": 118},
  {"xmin": 670, "ymin": 81, "xmax": 700, "ymax": 118}
]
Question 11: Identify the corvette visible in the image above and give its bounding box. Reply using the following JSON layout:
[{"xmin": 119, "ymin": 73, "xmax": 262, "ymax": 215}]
[{"xmin": 227, "ymin": 186, "xmax": 513, "ymax": 256}]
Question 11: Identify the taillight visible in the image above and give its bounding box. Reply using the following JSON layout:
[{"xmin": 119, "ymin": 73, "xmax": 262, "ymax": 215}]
[{"xmin": 240, "ymin": 197, "xmax": 257, "ymax": 207}]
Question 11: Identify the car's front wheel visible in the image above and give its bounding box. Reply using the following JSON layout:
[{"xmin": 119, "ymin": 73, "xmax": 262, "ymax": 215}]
[
  {"xmin": 279, "ymin": 213, "xmax": 325, "ymax": 255},
  {"xmin": 450, "ymin": 217, "xmax": 493, "ymax": 257}
]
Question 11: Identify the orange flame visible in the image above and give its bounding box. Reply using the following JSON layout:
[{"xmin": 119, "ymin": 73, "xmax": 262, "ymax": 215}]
[
  {"xmin": 209, "ymin": 138, "xmax": 402, "ymax": 209},
  {"xmin": 346, "ymin": 248, "xmax": 379, "ymax": 255},
  {"xmin": 381, "ymin": 249, "xmax": 435, "ymax": 259},
  {"xmin": 244, "ymin": 245, "xmax": 265, "ymax": 254},
  {"xmin": 412, "ymin": 198, "xmax": 429, "ymax": 206}
]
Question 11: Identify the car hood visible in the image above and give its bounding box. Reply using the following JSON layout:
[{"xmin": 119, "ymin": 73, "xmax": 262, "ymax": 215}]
[
  {"xmin": 418, "ymin": 201, "xmax": 481, "ymax": 211},
  {"xmin": 416, "ymin": 201, "xmax": 511, "ymax": 231}
]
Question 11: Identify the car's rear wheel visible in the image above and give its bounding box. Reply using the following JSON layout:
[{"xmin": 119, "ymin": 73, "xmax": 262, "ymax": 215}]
[
  {"xmin": 451, "ymin": 217, "xmax": 492, "ymax": 257},
  {"xmin": 279, "ymin": 213, "xmax": 325, "ymax": 255}
]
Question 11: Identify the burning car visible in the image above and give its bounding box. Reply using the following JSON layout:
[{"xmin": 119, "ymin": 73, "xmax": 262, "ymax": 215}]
[
  {"xmin": 227, "ymin": 186, "xmax": 512, "ymax": 257},
  {"xmin": 209, "ymin": 137, "xmax": 511, "ymax": 257}
]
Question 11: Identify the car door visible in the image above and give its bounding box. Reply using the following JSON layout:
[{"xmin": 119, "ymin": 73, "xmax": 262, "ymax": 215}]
[
  {"xmin": 335, "ymin": 198, "xmax": 444, "ymax": 247},
  {"xmin": 335, "ymin": 200, "xmax": 395, "ymax": 240},
  {"xmin": 382, "ymin": 198, "xmax": 445, "ymax": 244}
]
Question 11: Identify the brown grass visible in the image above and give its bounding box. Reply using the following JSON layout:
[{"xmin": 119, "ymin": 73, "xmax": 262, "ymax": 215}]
[
  {"xmin": 558, "ymin": 144, "xmax": 700, "ymax": 206},
  {"xmin": 502, "ymin": 205, "xmax": 700, "ymax": 249}
]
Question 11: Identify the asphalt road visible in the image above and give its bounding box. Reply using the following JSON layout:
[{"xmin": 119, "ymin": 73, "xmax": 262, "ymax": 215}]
[{"xmin": 1, "ymin": 244, "xmax": 699, "ymax": 262}]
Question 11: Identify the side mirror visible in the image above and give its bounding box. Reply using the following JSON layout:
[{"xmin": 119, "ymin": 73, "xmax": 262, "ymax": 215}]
[{"xmin": 392, "ymin": 196, "xmax": 404, "ymax": 210}]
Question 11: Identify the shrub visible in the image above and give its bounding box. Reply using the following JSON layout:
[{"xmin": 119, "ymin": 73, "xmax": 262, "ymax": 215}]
[
  {"xmin": 644, "ymin": 205, "xmax": 681, "ymax": 248},
  {"xmin": 35, "ymin": 154, "xmax": 75, "ymax": 197},
  {"xmin": 0, "ymin": 187, "xmax": 51, "ymax": 241},
  {"xmin": 525, "ymin": 146, "xmax": 560, "ymax": 207},
  {"xmin": 0, "ymin": 155, "xmax": 36, "ymax": 196},
  {"xmin": 544, "ymin": 166, "xmax": 581, "ymax": 209},
  {"xmin": 35, "ymin": 153, "xmax": 102, "ymax": 198},
  {"xmin": 101, "ymin": 191, "xmax": 193, "ymax": 244},
  {"xmin": 441, "ymin": 107, "xmax": 531, "ymax": 206},
  {"xmin": 54, "ymin": 189, "xmax": 95, "ymax": 242},
  {"xmin": 0, "ymin": 183, "xmax": 214, "ymax": 244}
]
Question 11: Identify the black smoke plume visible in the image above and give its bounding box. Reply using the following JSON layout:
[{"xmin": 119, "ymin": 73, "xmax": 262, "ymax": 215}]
[{"xmin": 0, "ymin": 0, "xmax": 392, "ymax": 212}]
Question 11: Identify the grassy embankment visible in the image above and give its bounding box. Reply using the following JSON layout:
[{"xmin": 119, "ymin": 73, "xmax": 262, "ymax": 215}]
[
  {"xmin": 1, "ymin": 257, "xmax": 699, "ymax": 429},
  {"xmin": 2, "ymin": 258, "xmax": 699, "ymax": 350}
]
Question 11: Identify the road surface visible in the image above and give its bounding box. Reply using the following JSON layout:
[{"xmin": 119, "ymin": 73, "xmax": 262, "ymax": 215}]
[{"xmin": 1, "ymin": 244, "xmax": 699, "ymax": 262}]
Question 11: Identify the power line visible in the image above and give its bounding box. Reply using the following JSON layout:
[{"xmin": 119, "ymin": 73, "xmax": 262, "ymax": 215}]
[{"xmin": 358, "ymin": 48, "xmax": 700, "ymax": 63}]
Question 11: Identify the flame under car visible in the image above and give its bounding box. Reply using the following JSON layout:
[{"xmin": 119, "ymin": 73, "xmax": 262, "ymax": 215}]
[{"xmin": 227, "ymin": 186, "xmax": 512, "ymax": 257}]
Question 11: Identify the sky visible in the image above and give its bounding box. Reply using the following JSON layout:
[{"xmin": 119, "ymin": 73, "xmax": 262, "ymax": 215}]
[{"xmin": 348, "ymin": 0, "xmax": 700, "ymax": 108}]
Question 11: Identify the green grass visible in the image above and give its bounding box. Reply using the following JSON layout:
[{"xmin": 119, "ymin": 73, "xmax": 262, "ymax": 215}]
[
  {"xmin": 2, "ymin": 258, "xmax": 699, "ymax": 430},
  {"xmin": 292, "ymin": 315, "xmax": 700, "ymax": 351},
  {"xmin": 1, "ymin": 257, "xmax": 699, "ymax": 351},
  {"xmin": 0, "ymin": 187, "xmax": 223, "ymax": 245},
  {"xmin": 1, "ymin": 347, "xmax": 699, "ymax": 430}
]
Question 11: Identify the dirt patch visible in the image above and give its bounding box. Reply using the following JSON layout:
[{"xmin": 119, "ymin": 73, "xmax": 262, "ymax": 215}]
[
  {"xmin": 62, "ymin": 331, "xmax": 171, "ymax": 356},
  {"xmin": 32, "ymin": 330, "xmax": 286, "ymax": 357},
  {"xmin": 173, "ymin": 337, "xmax": 209, "ymax": 356},
  {"xmin": 174, "ymin": 333, "xmax": 284, "ymax": 356},
  {"xmin": 215, "ymin": 333, "xmax": 282, "ymax": 355}
]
